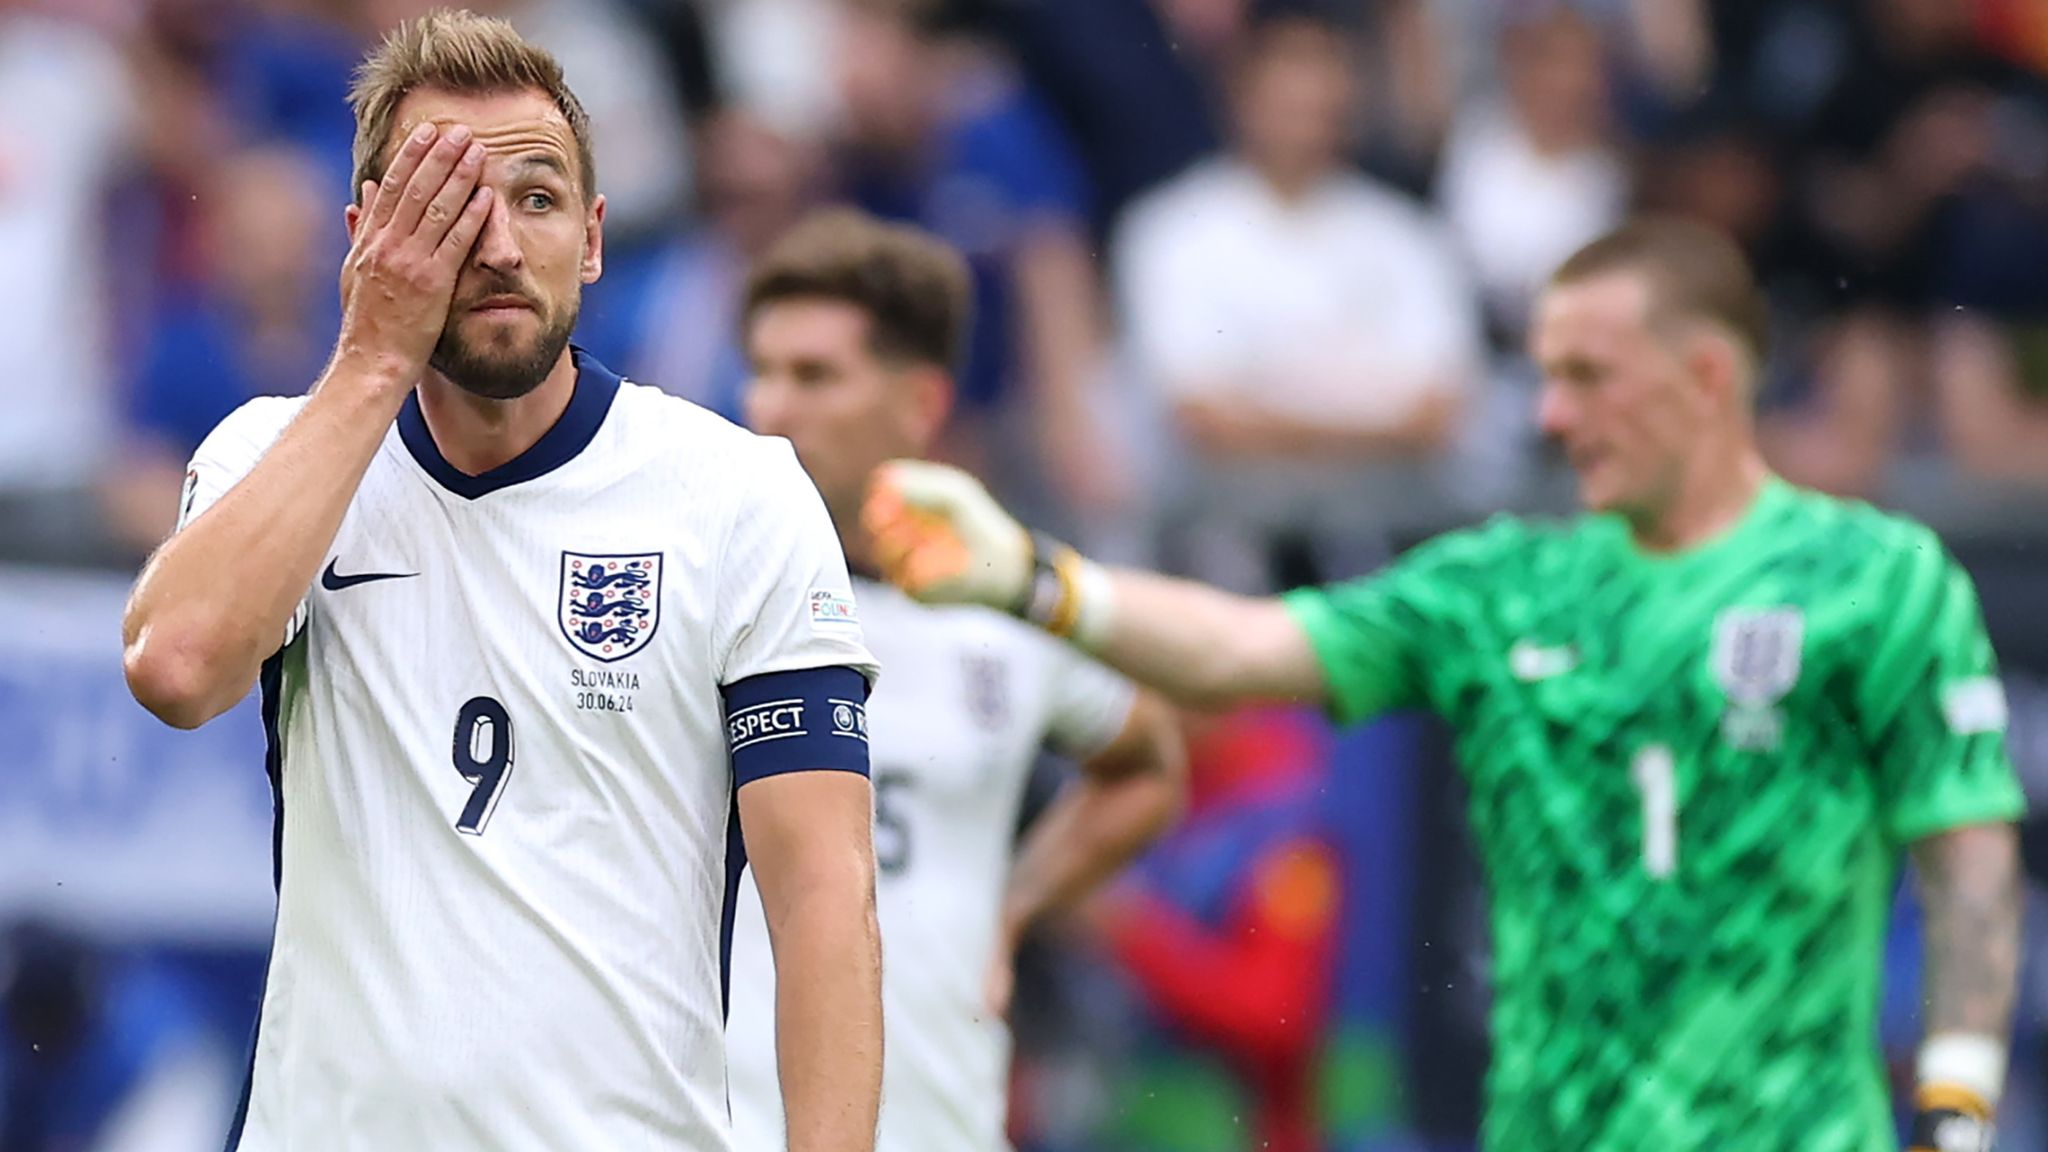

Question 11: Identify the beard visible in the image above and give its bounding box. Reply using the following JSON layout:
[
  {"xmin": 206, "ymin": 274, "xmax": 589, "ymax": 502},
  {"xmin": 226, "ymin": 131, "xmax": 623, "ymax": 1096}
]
[{"xmin": 430, "ymin": 279, "xmax": 580, "ymax": 401}]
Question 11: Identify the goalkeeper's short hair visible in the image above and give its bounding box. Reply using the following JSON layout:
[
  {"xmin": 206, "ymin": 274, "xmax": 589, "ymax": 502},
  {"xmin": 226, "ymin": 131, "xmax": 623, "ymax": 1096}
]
[{"xmin": 1551, "ymin": 215, "xmax": 1770, "ymax": 365}]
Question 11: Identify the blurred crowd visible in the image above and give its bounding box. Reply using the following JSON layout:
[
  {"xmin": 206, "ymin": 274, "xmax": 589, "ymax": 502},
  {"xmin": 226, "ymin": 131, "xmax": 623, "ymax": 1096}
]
[
  {"xmin": 4, "ymin": 0, "xmax": 2047, "ymax": 575},
  {"xmin": 5, "ymin": 0, "xmax": 2048, "ymax": 1149}
]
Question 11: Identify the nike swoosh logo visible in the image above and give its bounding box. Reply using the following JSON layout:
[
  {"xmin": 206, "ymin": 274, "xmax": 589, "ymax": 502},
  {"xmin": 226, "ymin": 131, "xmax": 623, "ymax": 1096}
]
[
  {"xmin": 1509, "ymin": 640, "xmax": 1578, "ymax": 682},
  {"xmin": 321, "ymin": 559, "xmax": 418, "ymax": 591}
]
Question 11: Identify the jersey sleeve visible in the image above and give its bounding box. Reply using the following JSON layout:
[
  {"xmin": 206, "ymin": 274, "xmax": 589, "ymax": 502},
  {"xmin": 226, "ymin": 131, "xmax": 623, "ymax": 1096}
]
[
  {"xmin": 177, "ymin": 396, "xmax": 302, "ymax": 529},
  {"xmin": 1282, "ymin": 517, "xmax": 1523, "ymax": 727},
  {"xmin": 1040, "ymin": 643, "xmax": 1138, "ymax": 761},
  {"xmin": 1854, "ymin": 529, "xmax": 2026, "ymax": 843},
  {"xmin": 712, "ymin": 438, "xmax": 879, "ymax": 688},
  {"xmin": 177, "ymin": 396, "xmax": 309, "ymax": 649}
]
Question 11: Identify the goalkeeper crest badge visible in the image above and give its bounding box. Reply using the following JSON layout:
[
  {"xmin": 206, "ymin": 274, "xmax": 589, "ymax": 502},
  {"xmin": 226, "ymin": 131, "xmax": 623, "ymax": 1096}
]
[
  {"xmin": 1711, "ymin": 606, "xmax": 1804, "ymax": 751},
  {"xmin": 559, "ymin": 551, "xmax": 663, "ymax": 662}
]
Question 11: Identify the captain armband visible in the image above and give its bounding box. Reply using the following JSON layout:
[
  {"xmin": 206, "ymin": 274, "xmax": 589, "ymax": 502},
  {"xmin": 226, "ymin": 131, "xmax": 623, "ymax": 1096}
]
[{"xmin": 723, "ymin": 666, "xmax": 871, "ymax": 788}]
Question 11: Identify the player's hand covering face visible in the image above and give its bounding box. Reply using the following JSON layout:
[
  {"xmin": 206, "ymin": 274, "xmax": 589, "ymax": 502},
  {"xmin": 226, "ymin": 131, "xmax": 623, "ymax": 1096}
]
[
  {"xmin": 356, "ymin": 87, "xmax": 604, "ymax": 400},
  {"xmin": 863, "ymin": 460, "xmax": 1031, "ymax": 609},
  {"xmin": 340, "ymin": 121, "xmax": 496, "ymax": 384}
]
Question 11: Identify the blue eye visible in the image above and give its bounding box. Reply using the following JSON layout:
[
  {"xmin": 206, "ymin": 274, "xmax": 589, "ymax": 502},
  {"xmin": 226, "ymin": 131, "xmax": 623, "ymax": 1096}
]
[{"xmin": 523, "ymin": 192, "xmax": 554, "ymax": 211}]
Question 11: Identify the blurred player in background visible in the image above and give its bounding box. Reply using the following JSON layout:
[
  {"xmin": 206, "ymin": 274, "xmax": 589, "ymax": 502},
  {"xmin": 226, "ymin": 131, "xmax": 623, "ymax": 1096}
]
[
  {"xmin": 867, "ymin": 217, "xmax": 2026, "ymax": 1152},
  {"xmin": 726, "ymin": 208, "xmax": 1188, "ymax": 1151},
  {"xmin": 120, "ymin": 11, "xmax": 882, "ymax": 1151}
]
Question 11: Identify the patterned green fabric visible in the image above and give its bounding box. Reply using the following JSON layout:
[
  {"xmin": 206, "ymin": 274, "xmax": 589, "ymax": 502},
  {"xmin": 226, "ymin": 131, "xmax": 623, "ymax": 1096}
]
[{"xmin": 1285, "ymin": 479, "xmax": 2025, "ymax": 1152}]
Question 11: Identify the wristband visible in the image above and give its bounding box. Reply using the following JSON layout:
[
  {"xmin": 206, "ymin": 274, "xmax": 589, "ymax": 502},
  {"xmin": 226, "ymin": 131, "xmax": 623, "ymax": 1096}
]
[
  {"xmin": 1910, "ymin": 1087, "xmax": 1994, "ymax": 1152},
  {"xmin": 1011, "ymin": 532, "xmax": 1112, "ymax": 648},
  {"xmin": 1919, "ymin": 1032, "xmax": 2007, "ymax": 1107},
  {"xmin": 1012, "ymin": 531, "xmax": 1072, "ymax": 632},
  {"xmin": 1910, "ymin": 1034, "xmax": 2005, "ymax": 1152},
  {"xmin": 1067, "ymin": 551, "xmax": 1116, "ymax": 652}
]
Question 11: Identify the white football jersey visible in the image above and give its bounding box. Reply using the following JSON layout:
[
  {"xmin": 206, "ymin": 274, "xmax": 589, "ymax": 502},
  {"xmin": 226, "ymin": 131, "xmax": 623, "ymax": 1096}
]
[
  {"xmin": 725, "ymin": 578, "xmax": 1136, "ymax": 1152},
  {"xmin": 178, "ymin": 352, "xmax": 876, "ymax": 1152}
]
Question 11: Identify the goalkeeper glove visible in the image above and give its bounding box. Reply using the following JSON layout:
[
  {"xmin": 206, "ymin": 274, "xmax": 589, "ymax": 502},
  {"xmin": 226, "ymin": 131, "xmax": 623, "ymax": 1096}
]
[
  {"xmin": 864, "ymin": 460, "xmax": 1110, "ymax": 644},
  {"xmin": 863, "ymin": 460, "xmax": 1030, "ymax": 608}
]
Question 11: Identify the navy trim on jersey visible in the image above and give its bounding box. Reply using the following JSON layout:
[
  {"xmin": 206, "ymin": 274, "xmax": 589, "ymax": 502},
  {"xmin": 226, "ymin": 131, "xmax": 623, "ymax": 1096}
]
[
  {"xmin": 722, "ymin": 666, "xmax": 872, "ymax": 788},
  {"xmin": 223, "ymin": 651, "xmax": 288, "ymax": 1151},
  {"xmin": 398, "ymin": 345, "xmax": 622, "ymax": 500},
  {"xmin": 716, "ymin": 667, "xmax": 870, "ymax": 1023},
  {"xmin": 718, "ymin": 797, "xmax": 746, "ymax": 1022}
]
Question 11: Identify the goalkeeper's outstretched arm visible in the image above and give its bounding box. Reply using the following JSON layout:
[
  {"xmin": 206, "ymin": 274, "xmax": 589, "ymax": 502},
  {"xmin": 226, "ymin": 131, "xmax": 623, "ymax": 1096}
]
[{"xmin": 864, "ymin": 460, "xmax": 1329, "ymax": 711}]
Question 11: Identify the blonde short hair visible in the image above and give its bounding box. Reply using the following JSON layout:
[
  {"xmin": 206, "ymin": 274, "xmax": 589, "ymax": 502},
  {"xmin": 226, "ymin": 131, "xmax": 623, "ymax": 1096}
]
[
  {"xmin": 347, "ymin": 7, "xmax": 595, "ymax": 202},
  {"xmin": 1551, "ymin": 215, "xmax": 1770, "ymax": 361}
]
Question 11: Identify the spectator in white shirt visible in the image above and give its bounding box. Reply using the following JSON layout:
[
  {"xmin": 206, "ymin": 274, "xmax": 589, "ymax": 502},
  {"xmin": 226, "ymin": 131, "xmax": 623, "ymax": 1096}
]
[
  {"xmin": 1438, "ymin": 7, "xmax": 1627, "ymax": 349},
  {"xmin": 0, "ymin": 2, "xmax": 132, "ymax": 495},
  {"xmin": 1117, "ymin": 7, "xmax": 1480, "ymax": 465},
  {"xmin": 1113, "ymin": 6, "xmax": 1482, "ymax": 587}
]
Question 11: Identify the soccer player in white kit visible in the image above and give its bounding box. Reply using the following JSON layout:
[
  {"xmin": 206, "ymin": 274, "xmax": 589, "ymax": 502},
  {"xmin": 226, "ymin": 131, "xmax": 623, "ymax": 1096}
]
[
  {"xmin": 119, "ymin": 13, "xmax": 883, "ymax": 1152},
  {"xmin": 725, "ymin": 209, "xmax": 1188, "ymax": 1150}
]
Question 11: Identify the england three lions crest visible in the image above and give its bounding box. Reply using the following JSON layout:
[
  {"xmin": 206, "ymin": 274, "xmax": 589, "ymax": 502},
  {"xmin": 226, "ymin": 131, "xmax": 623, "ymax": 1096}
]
[
  {"xmin": 962, "ymin": 652, "xmax": 1011, "ymax": 732},
  {"xmin": 1711, "ymin": 606, "xmax": 1804, "ymax": 706},
  {"xmin": 560, "ymin": 552, "xmax": 663, "ymax": 662}
]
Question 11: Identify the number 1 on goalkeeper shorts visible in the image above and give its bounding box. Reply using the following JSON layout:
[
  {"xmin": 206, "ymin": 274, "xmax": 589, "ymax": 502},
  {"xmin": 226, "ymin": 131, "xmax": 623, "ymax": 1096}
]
[{"xmin": 1631, "ymin": 745, "xmax": 1677, "ymax": 879}]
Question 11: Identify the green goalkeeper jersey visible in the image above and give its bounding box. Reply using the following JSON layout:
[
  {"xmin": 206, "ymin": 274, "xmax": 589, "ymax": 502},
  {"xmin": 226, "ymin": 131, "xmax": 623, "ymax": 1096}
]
[{"xmin": 1284, "ymin": 478, "xmax": 2024, "ymax": 1152}]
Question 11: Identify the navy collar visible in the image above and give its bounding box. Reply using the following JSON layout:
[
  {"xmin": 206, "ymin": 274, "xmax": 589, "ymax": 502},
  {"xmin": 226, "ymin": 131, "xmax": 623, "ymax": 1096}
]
[{"xmin": 398, "ymin": 346, "xmax": 621, "ymax": 500}]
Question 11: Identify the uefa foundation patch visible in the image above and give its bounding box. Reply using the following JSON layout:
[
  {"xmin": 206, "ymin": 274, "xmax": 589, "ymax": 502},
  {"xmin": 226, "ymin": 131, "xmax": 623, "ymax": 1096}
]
[{"xmin": 809, "ymin": 588, "xmax": 860, "ymax": 631}]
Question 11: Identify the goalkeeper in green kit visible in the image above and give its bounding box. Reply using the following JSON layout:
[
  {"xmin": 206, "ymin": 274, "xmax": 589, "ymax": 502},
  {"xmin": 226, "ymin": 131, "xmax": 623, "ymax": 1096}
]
[{"xmin": 862, "ymin": 218, "xmax": 2026, "ymax": 1152}]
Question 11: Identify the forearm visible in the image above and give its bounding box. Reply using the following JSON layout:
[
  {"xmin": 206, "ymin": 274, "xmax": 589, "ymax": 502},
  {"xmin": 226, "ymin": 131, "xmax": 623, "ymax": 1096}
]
[
  {"xmin": 1016, "ymin": 230, "xmax": 1118, "ymax": 503},
  {"xmin": 1178, "ymin": 390, "xmax": 1460, "ymax": 460},
  {"xmin": 1913, "ymin": 822, "xmax": 2022, "ymax": 1097},
  {"xmin": 1271, "ymin": 399, "xmax": 1458, "ymax": 457},
  {"xmin": 1352, "ymin": 389, "xmax": 1461, "ymax": 454},
  {"xmin": 123, "ymin": 363, "xmax": 407, "ymax": 726},
  {"xmin": 865, "ymin": 462, "xmax": 1329, "ymax": 709},
  {"xmin": 1015, "ymin": 228, "xmax": 1101, "ymax": 423},
  {"xmin": 1002, "ymin": 772, "xmax": 1180, "ymax": 944},
  {"xmin": 1917, "ymin": 824, "xmax": 2022, "ymax": 1038},
  {"xmin": 773, "ymin": 882, "xmax": 884, "ymax": 1152},
  {"xmin": 1085, "ymin": 569, "xmax": 1323, "ymax": 711},
  {"xmin": 123, "ymin": 121, "xmax": 492, "ymax": 727}
]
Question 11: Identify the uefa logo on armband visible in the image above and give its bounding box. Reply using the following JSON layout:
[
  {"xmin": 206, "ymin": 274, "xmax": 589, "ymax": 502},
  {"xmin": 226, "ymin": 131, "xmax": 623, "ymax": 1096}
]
[{"xmin": 559, "ymin": 552, "xmax": 664, "ymax": 662}]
